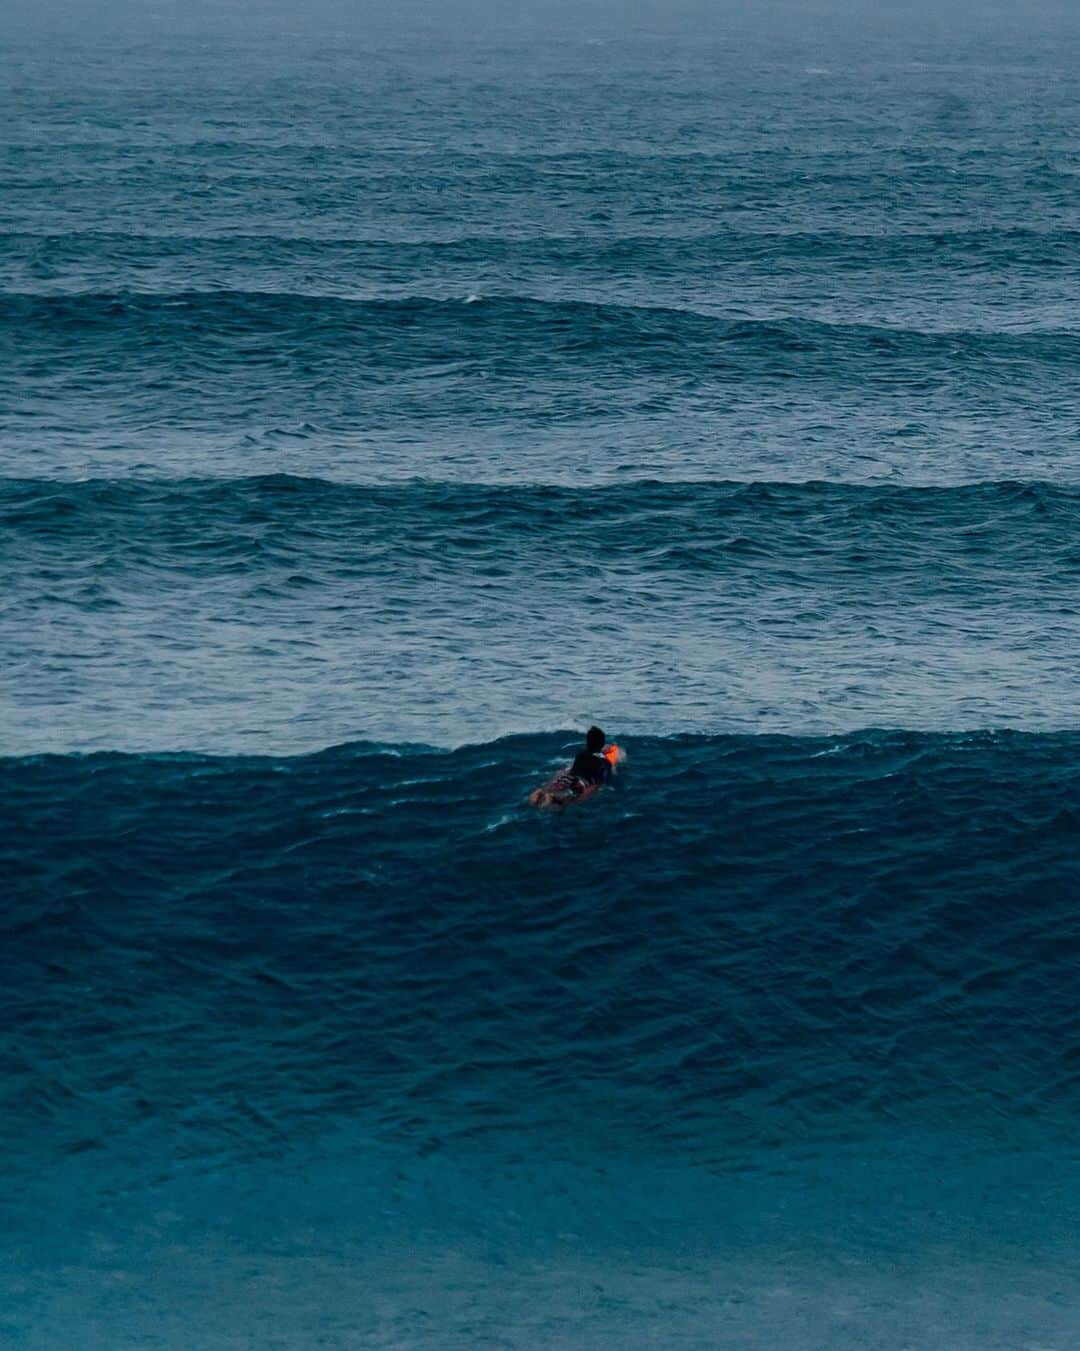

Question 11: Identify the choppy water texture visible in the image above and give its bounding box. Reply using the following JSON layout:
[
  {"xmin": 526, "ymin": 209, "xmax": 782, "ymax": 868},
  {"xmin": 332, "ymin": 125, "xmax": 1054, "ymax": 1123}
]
[{"xmin": 3, "ymin": 10, "xmax": 1080, "ymax": 1347}]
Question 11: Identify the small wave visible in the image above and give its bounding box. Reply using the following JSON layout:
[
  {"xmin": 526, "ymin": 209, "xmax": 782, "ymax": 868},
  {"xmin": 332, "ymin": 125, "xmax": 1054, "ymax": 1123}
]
[
  {"xmin": 3, "ymin": 469, "xmax": 1077, "ymax": 539},
  {"xmin": 4, "ymin": 473, "xmax": 1078, "ymax": 755},
  {"xmin": 4, "ymin": 288, "xmax": 1079, "ymax": 356}
]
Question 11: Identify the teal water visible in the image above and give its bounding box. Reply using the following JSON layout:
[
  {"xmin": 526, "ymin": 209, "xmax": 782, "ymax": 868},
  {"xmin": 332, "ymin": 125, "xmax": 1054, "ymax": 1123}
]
[{"xmin": 3, "ymin": 11, "xmax": 1080, "ymax": 1347}]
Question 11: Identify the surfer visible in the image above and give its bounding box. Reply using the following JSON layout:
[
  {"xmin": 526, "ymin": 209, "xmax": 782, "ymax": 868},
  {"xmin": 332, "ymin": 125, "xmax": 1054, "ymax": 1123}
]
[
  {"xmin": 570, "ymin": 726, "xmax": 614, "ymax": 787},
  {"xmin": 528, "ymin": 727, "xmax": 622, "ymax": 808}
]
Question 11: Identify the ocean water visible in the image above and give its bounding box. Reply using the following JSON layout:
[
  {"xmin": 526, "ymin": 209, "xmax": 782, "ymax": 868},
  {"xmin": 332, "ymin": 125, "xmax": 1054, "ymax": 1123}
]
[{"xmin": 3, "ymin": 8, "xmax": 1080, "ymax": 1347}]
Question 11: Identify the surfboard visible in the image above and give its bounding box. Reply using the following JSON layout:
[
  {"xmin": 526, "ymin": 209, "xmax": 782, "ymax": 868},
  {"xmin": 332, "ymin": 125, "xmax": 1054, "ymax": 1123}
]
[{"xmin": 528, "ymin": 744, "xmax": 622, "ymax": 809}]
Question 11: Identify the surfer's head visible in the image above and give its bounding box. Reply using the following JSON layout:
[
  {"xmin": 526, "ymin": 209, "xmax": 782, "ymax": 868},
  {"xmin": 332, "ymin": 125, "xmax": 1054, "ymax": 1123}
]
[{"xmin": 586, "ymin": 726, "xmax": 605, "ymax": 752}]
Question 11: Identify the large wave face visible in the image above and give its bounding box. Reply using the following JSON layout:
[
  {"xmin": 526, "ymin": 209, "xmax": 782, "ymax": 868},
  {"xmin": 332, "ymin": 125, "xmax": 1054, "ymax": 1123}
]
[
  {"xmin": 5, "ymin": 731, "xmax": 1080, "ymax": 1344},
  {"xmin": 5, "ymin": 731, "xmax": 1079, "ymax": 1159}
]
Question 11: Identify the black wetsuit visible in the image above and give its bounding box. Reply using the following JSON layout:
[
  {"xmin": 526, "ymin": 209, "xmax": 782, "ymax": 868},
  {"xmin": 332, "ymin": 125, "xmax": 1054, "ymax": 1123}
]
[{"xmin": 571, "ymin": 749, "xmax": 611, "ymax": 785}]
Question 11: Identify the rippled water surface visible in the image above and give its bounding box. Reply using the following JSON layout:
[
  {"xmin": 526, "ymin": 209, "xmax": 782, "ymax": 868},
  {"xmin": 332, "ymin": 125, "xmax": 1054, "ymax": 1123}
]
[{"xmin": 3, "ymin": 9, "xmax": 1080, "ymax": 1347}]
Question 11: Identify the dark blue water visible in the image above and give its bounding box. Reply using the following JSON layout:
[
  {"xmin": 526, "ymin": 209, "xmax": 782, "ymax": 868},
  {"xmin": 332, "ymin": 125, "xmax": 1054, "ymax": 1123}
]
[{"xmin": 4, "ymin": 12, "xmax": 1080, "ymax": 1347}]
